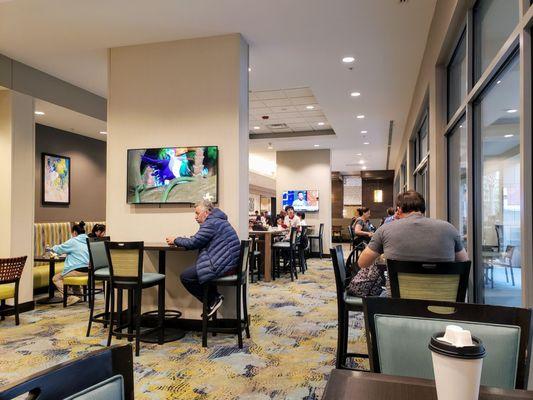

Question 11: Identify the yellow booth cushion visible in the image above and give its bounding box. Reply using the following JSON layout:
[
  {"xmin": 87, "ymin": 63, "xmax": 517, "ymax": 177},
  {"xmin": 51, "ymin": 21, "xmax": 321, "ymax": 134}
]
[
  {"xmin": 0, "ymin": 283, "xmax": 15, "ymax": 300},
  {"xmin": 63, "ymin": 275, "xmax": 88, "ymax": 286},
  {"xmin": 33, "ymin": 262, "xmax": 65, "ymax": 289}
]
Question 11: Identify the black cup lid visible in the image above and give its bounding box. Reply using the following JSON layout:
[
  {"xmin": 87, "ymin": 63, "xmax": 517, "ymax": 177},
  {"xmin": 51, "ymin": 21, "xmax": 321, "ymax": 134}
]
[{"xmin": 428, "ymin": 332, "xmax": 486, "ymax": 359}]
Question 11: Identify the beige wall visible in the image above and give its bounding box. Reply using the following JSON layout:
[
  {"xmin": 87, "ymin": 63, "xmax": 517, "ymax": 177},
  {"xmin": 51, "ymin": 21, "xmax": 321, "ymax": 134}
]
[
  {"xmin": 107, "ymin": 34, "xmax": 248, "ymax": 317},
  {"xmin": 276, "ymin": 149, "xmax": 332, "ymax": 253},
  {"xmin": 0, "ymin": 90, "xmax": 35, "ymax": 303}
]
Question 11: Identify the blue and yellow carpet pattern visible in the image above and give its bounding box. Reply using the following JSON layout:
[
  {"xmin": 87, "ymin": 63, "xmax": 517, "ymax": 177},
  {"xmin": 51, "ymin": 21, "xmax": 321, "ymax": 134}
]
[{"xmin": 0, "ymin": 259, "xmax": 366, "ymax": 399}]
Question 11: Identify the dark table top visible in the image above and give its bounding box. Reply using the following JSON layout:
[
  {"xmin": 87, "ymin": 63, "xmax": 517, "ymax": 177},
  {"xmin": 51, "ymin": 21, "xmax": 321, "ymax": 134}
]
[
  {"xmin": 34, "ymin": 254, "xmax": 66, "ymax": 262},
  {"xmin": 143, "ymin": 243, "xmax": 187, "ymax": 251},
  {"xmin": 322, "ymin": 370, "xmax": 533, "ymax": 400},
  {"xmin": 249, "ymin": 229, "xmax": 287, "ymax": 235}
]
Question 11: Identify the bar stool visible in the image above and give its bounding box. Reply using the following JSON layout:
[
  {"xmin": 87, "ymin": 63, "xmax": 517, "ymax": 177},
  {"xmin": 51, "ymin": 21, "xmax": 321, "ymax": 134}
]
[
  {"xmin": 63, "ymin": 275, "xmax": 89, "ymax": 307},
  {"xmin": 272, "ymin": 228, "xmax": 298, "ymax": 281},
  {"xmin": 86, "ymin": 236, "xmax": 111, "ymax": 336},
  {"xmin": 105, "ymin": 241, "xmax": 165, "ymax": 356},
  {"xmin": 249, "ymin": 235, "xmax": 262, "ymax": 283},
  {"xmin": 0, "ymin": 256, "xmax": 27, "ymax": 326},
  {"xmin": 202, "ymin": 240, "xmax": 251, "ymax": 348},
  {"xmin": 297, "ymin": 226, "xmax": 309, "ymax": 274},
  {"xmin": 308, "ymin": 223, "xmax": 324, "ymax": 258}
]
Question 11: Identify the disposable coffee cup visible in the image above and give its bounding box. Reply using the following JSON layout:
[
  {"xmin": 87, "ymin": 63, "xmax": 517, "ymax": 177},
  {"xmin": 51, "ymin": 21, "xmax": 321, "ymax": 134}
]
[{"xmin": 428, "ymin": 325, "xmax": 486, "ymax": 400}]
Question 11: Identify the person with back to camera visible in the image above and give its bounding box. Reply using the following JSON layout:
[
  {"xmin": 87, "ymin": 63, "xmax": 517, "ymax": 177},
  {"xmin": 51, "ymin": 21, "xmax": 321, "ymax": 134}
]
[
  {"xmin": 165, "ymin": 200, "xmax": 240, "ymax": 317},
  {"xmin": 357, "ymin": 190, "xmax": 469, "ymax": 269},
  {"xmin": 380, "ymin": 207, "xmax": 396, "ymax": 226},
  {"xmin": 49, "ymin": 221, "xmax": 90, "ymax": 306}
]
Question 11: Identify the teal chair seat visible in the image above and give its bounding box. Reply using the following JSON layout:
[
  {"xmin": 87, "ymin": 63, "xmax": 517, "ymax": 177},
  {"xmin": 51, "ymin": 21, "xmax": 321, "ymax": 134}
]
[
  {"xmin": 64, "ymin": 375, "xmax": 124, "ymax": 400},
  {"xmin": 343, "ymin": 292, "xmax": 363, "ymax": 306},
  {"xmin": 141, "ymin": 273, "xmax": 165, "ymax": 284},
  {"xmin": 94, "ymin": 267, "xmax": 110, "ymax": 278},
  {"xmin": 374, "ymin": 314, "xmax": 520, "ymax": 389}
]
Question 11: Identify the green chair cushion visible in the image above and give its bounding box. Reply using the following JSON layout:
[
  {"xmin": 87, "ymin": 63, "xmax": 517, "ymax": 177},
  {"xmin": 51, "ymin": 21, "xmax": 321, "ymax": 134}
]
[
  {"xmin": 0, "ymin": 283, "xmax": 15, "ymax": 300},
  {"xmin": 64, "ymin": 275, "xmax": 89, "ymax": 286},
  {"xmin": 141, "ymin": 273, "xmax": 165, "ymax": 284},
  {"xmin": 94, "ymin": 267, "xmax": 110, "ymax": 278},
  {"xmin": 374, "ymin": 314, "xmax": 521, "ymax": 390},
  {"xmin": 343, "ymin": 292, "xmax": 363, "ymax": 306},
  {"xmin": 33, "ymin": 262, "xmax": 65, "ymax": 289}
]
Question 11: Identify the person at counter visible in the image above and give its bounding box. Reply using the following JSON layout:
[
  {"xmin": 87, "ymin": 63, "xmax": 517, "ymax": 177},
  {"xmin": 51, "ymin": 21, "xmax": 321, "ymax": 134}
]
[{"xmin": 165, "ymin": 200, "xmax": 241, "ymax": 317}]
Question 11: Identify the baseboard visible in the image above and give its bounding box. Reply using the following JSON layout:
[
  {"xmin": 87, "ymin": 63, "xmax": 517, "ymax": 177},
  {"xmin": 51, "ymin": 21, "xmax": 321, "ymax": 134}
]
[{"xmin": 0, "ymin": 300, "xmax": 35, "ymax": 316}]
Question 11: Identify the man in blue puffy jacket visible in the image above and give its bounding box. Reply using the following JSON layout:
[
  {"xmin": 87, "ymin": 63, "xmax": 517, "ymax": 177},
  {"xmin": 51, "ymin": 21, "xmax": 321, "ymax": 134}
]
[{"xmin": 166, "ymin": 200, "xmax": 241, "ymax": 316}]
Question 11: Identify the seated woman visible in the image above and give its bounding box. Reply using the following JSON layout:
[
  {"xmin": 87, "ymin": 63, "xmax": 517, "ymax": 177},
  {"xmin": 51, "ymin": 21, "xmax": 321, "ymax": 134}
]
[
  {"xmin": 296, "ymin": 211, "xmax": 307, "ymax": 226},
  {"xmin": 49, "ymin": 221, "xmax": 90, "ymax": 305},
  {"xmin": 88, "ymin": 223, "xmax": 106, "ymax": 238},
  {"xmin": 352, "ymin": 207, "xmax": 374, "ymax": 247}
]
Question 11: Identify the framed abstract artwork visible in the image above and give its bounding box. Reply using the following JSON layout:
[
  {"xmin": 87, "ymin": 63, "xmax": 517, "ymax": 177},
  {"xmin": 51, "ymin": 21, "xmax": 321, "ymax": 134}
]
[{"xmin": 42, "ymin": 153, "xmax": 71, "ymax": 205}]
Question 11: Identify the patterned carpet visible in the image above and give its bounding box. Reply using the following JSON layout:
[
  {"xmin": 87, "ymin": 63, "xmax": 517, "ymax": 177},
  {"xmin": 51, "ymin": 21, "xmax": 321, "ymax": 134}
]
[{"xmin": 0, "ymin": 259, "xmax": 366, "ymax": 399}]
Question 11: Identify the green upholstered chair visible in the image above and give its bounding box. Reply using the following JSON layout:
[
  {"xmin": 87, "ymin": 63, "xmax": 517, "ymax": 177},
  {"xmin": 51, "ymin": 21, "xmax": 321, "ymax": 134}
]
[
  {"xmin": 0, "ymin": 256, "xmax": 27, "ymax": 325},
  {"xmin": 62, "ymin": 275, "xmax": 89, "ymax": 308},
  {"xmin": 86, "ymin": 236, "xmax": 111, "ymax": 337},
  {"xmin": 363, "ymin": 297, "xmax": 532, "ymax": 390},
  {"xmin": 387, "ymin": 259, "xmax": 471, "ymax": 302},
  {"xmin": 202, "ymin": 240, "xmax": 252, "ymax": 349},
  {"xmin": 105, "ymin": 241, "xmax": 165, "ymax": 356},
  {"xmin": 331, "ymin": 245, "xmax": 369, "ymax": 370}
]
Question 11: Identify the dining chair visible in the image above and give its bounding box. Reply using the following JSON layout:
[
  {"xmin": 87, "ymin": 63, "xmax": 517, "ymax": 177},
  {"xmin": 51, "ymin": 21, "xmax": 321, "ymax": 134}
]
[
  {"xmin": 363, "ymin": 297, "xmax": 532, "ymax": 390},
  {"xmin": 86, "ymin": 236, "xmax": 111, "ymax": 336},
  {"xmin": 0, "ymin": 256, "xmax": 27, "ymax": 325},
  {"xmin": 272, "ymin": 227, "xmax": 299, "ymax": 281},
  {"xmin": 308, "ymin": 223, "xmax": 324, "ymax": 258},
  {"xmin": 387, "ymin": 259, "xmax": 471, "ymax": 302},
  {"xmin": 492, "ymin": 245, "xmax": 516, "ymax": 286}
]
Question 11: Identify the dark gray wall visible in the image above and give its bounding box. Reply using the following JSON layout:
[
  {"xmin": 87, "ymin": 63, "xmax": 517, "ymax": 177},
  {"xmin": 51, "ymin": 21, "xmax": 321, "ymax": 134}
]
[{"xmin": 35, "ymin": 124, "xmax": 106, "ymax": 222}]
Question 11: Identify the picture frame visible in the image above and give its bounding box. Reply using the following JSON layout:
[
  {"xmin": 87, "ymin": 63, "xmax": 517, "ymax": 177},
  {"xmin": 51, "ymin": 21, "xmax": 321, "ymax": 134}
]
[{"xmin": 42, "ymin": 153, "xmax": 71, "ymax": 205}]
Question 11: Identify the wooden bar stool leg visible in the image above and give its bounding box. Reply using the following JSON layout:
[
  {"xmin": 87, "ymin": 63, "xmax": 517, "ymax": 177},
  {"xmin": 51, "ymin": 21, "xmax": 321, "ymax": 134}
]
[
  {"xmin": 0, "ymin": 299, "xmax": 5, "ymax": 321},
  {"xmin": 127, "ymin": 289, "xmax": 134, "ymax": 342},
  {"xmin": 134, "ymin": 288, "xmax": 142, "ymax": 357},
  {"xmin": 14, "ymin": 283, "xmax": 20, "ymax": 325},
  {"xmin": 243, "ymin": 283, "xmax": 250, "ymax": 339}
]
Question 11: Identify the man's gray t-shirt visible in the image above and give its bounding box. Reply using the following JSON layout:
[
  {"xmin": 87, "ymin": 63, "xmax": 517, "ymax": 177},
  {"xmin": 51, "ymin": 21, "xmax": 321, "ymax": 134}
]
[{"xmin": 367, "ymin": 213, "xmax": 464, "ymax": 262}]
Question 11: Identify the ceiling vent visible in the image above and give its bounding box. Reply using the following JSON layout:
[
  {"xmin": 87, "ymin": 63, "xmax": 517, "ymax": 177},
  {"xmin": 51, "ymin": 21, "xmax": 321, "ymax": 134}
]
[{"xmin": 267, "ymin": 123, "xmax": 289, "ymax": 129}]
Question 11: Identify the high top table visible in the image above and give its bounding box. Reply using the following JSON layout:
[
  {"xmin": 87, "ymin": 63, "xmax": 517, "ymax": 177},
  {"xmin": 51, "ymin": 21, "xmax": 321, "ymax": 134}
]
[
  {"xmin": 322, "ymin": 370, "xmax": 533, "ymax": 400},
  {"xmin": 249, "ymin": 229, "xmax": 287, "ymax": 282}
]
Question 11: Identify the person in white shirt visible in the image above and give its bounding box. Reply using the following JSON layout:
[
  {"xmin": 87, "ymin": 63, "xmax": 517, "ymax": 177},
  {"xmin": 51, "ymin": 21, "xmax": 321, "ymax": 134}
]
[
  {"xmin": 297, "ymin": 211, "xmax": 307, "ymax": 226},
  {"xmin": 283, "ymin": 206, "xmax": 301, "ymax": 229}
]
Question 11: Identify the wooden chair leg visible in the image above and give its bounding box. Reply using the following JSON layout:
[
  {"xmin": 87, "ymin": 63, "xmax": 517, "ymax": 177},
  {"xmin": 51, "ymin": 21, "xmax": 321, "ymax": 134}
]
[
  {"xmin": 104, "ymin": 280, "xmax": 110, "ymax": 328},
  {"xmin": 0, "ymin": 299, "xmax": 5, "ymax": 321},
  {"xmin": 202, "ymin": 286, "xmax": 209, "ymax": 348},
  {"xmin": 236, "ymin": 282, "xmax": 243, "ymax": 349},
  {"xmin": 14, "ymin": 282, "xmax": 20, "ymax": 325},
  {"xmin": 117, "ymin": 289, "xmax": 123, "ymax": 339},
  {"xmin": 243, "ymin": 283, "xmax": 250, "ymax": 339},
  {"xmin": 63, "ymin": 285, "xmax": 68, "ymax": 308},
  {"xmin": 134, "ymin": 289, "xmax": 142, "ymax": 357},
  {"xmin": 86, "ymin": 280, "xmax": 95, "ymax": 337},
  {"xmin": 127, "ymin": 289, "xmax": 134, "ymax": 342}
]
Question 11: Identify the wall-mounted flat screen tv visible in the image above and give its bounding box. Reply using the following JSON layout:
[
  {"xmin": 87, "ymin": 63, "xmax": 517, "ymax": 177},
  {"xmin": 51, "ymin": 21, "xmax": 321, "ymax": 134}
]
[
  {"xmin": 282, "ymin": 190, "xmax": 319, "ymax": 212},
  {"xmin": 127, "ymin": 146, "xmax": 218, "ymax": 204}
]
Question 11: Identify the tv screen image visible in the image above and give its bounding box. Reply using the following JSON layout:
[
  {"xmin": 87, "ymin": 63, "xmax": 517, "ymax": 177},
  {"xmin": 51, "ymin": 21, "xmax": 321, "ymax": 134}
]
[
  {"xmin": 282, "ymin": 190, "xmax": 319, "ymax": 212},
  {"xmin": 127, "ymin": 146, "xmax": 218, "ymax": 204}
]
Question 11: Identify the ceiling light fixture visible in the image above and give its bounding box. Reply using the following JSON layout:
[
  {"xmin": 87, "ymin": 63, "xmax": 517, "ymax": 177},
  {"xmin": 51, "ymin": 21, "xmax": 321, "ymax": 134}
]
[
  {"xmin": 497, "ymin": 80, "xmax": 502, "ymax": 84},
  {"xmin": 342, "ymin": 56, "xmax": 355, "ymax": 63},
  {"xmin": 248, "ymin": 67, "xmax": 252, "ymax": 72},
  {"xmin": 361, "ymin": 130, "xmax": 367, "ymax": 134},
  {"xmin": 356, "ymin": 115, "xmax": 365, "ymax": 119},
  {"xmin": 317, "ymin": 122, "xmax": 325, "ymax": 126},
  {"xmin": 507, "ymin": 109, "xmax": 518, "ymax": 113},
  {"xmin": 350, "ymin": 92, "xmax": 361, "ymax": 97},
  {"xmin": 356, "ymin": 153, "xmax": 362, "ymax": 156},
  {"xmin": 34, "ymin": 111, "xmax": 45, "ymax": 115},
  {"xmin": 362, "ymin": 166, "xmax": 367, "ymax": 170},
  {"xmin": 267, "ymin": 143, "xmax": 273, "ymax": 150},
  {"xmin": 253, "ymin": 126, "xmax": 260, "ymax": 130},
  {"xmin": 504, "ymin": 134, "xmax": 514, "ymax": 138},
  {"xmin": 314, "ymin": 144, "xmax": 320, "ymax": 147},
  {"xmin": 364, "ymin": 142, "xmax": 370, "ymax": 145},
  {"xmin": 306, "ymin": 105, "xmax": 315, "ymax": 110},
  {"xmin": 99, "ymin": 131, "xmax": 107, "ymax": 135},
  {"xmin": 359, "ymin": 160, "xmax": 365, "ymax": 165}
]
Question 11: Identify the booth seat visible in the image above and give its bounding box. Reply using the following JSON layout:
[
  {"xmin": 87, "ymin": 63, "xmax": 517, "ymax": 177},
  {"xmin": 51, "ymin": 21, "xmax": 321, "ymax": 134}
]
[{"xmin": 33, "ymin": 221, "xmax": 105, "ymax": 289}]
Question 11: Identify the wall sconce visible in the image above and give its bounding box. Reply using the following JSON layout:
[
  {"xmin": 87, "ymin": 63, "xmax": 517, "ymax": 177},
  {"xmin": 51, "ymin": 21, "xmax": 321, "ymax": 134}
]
[{"xmin": 374, "ymin": 189, "xmax": 383, "ymax": 203}]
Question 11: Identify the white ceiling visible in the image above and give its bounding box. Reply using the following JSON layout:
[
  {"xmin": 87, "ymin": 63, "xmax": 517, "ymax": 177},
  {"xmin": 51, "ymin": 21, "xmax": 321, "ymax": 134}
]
[{"xmin": 0, "ymin": 0, "xmax": 436, "ymax": 172}]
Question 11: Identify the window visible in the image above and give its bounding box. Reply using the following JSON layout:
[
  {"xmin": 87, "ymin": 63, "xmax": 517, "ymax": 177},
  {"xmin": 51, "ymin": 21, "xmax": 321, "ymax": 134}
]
[
  {"xmin": 447, "ymin": 30, "xmax": 467, "ymax": 120},
  {"xmin": 413, "ymin": 110, "xmax": 430, "ymax": 212},
  {"xmin": 473, "ymin": 0, "xmax": 519, "ymax": 82},
  {"xmin": 400, "ymin": 156, "xmax": 407, "ymax": 193},
  {"xmin": 474, "ymin": 53, "xmax": 520, "ymax": 306},
  {"xmin": 447, "ymin": 117, "xmax": 468, "ymax": 248}
]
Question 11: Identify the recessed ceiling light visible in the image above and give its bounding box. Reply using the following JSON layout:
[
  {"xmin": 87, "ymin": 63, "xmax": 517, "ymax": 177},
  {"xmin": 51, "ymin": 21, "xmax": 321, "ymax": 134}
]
[
  {"xmin": 253, "ymin": 126, "xmax": 260, "ymax": 130},
  {"xmin": 306, "ymin": 105, "xmax": 315, "ymax": 110},
  {"xmin": 356, "ymin": 153, "xmax": 362, "ymax": 156},
  {"xmin": 504, "ymin": 134, "xmax": 514, "ymax": 138},
  {"xmin": 459, "ymin": 125, "xmax": 463, "ymax": 128},
  {"xmin": 314, "ymin": 144, "xmax": 320, "ymax": 147},
  {"xmin": 362, "ymin": 166, "xmax": 367, "ymax": 170},
  {"xmin": 99, "ymin": 131, "xmax": 107, "ymax": 135},
  {"xmin": 248, "ymin": 67, "xmax": 252, "ymax": 72},
  {"xmin": 356, "ymin": 115, "xmax": 365, "ymax": 119},
  {"xmin": 359, "ymin": 160, "xmax": 365, "ymax": 164},
  {"xmin": 507, "ymin": 109, "xmax": 518, "ymax": 113},
  {"xmin": 497, "ymin": 80, "xmax": 502, "ymax": 84},
  {"xmin": 361, "ymin": 130, "xmax": 367, "ymax": 134},
  {"xmin": 342, "ymin": 56, "xmax": 355, "ymax": 63},
  {"xmin": 317, "ymin": 122, "xmax": 325, "ymax": 126},
  {"xmin": 34, "ymin": 111, "xmax": 45, "ymax": 115},
  {"xmin": 350, "ymin": 92, "xmax": 361, "ymax": 97},
  {"xmin": 364, "ymin": 142, "xmax": 370, "ymax": 145}
]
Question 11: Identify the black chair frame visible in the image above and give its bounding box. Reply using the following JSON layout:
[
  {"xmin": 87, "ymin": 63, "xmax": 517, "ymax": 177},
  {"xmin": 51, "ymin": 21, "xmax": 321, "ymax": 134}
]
[
  {"xmin": 202, "ymin": 240, "xmax": 252, "ymax": 348},
  {"xmin": 363, "ymin": 297, "xmax": 532, "ymax": 389},
  {"xmin": 272, "ymin": 227, "xmax": 299, "ymax": 281},
  {"xmin": 0, "ymin": 344, "xmax": 134, "ymax": 400},
  {"xmin": 387, "ymin": 259, "xmax": 471, "ymax": 302},
  {"xmin": 308, "ymin": 223, "xmax": 324, "ymax": 258},
  {"xmin": 105, "ymin": 241, "xmax": 165, "ymax": 356},
  {"xmin": 86, "ymin": 236, "xmax": 111, "ymax": 337},
  {"xmin": 331, "ymin": 245, "xmax": 369, "ymax": 370}
]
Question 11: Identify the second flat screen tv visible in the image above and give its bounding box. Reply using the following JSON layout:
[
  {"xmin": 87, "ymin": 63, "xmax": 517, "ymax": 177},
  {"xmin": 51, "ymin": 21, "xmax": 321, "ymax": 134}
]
[
  {"xmin": 127, "ymin": 146, "xmax": 218, "ymax": 204},
  {"xmin": 282, "ymin": 190, "xmax": 319, "ymax": 212}
]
